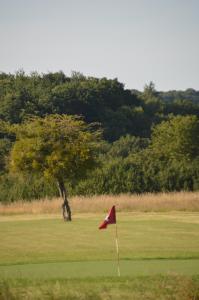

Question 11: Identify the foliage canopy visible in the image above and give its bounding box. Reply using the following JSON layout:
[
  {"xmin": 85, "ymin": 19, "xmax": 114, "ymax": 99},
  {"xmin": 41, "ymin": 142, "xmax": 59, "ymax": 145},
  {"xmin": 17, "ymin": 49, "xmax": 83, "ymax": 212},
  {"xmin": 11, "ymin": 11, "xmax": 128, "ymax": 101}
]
[
  {"xmin": 151, "ymin": 115, "xmax": 199, "ymax": 161},
  {"xmin": 0, "ymin": 72, "xmax": 199, "ymax": 201},
  {"xmin": 10, "ymin": 114, "xmax": 101, "ymax": 182}
]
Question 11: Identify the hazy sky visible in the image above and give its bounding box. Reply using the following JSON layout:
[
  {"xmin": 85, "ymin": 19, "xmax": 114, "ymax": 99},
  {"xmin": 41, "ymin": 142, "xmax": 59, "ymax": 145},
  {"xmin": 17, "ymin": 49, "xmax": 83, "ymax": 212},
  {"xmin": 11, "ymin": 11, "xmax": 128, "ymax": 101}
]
[{"xmin": 0, "ymin": 0, "xmax": 199, "ymax": 91}]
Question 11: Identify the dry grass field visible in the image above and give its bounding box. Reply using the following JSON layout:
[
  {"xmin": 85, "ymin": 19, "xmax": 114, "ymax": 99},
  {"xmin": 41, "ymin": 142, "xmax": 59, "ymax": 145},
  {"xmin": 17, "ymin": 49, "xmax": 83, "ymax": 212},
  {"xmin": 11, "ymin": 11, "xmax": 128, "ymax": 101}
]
[{"xmin": 0, "ymin": 191, "xmax": 199, "ymax": 215}]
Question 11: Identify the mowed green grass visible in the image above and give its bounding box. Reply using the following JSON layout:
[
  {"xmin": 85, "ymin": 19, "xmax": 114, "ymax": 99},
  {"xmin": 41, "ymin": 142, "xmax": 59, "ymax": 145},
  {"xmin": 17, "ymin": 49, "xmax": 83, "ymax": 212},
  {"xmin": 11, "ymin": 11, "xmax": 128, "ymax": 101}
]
[
  {"xmin": 1, "ymin": 212, "xmax": 199, "ymax": 299},
  {"xmin": 1, "ymin": 212, "xmax": 199, "ymax": 265}
]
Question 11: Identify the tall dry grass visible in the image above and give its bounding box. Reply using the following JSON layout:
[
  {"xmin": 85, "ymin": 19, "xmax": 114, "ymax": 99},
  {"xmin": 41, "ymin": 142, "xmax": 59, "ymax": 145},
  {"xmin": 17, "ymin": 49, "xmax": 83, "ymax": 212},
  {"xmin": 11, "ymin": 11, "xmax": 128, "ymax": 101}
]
[{"xmin": 0, "ymin": 192, "xmax": 199, "ymax": 215}]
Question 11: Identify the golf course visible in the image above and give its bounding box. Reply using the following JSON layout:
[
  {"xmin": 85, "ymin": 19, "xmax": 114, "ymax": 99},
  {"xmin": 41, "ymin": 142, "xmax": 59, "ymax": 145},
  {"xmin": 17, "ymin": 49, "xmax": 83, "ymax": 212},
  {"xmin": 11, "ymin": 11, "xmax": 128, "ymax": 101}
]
[
  {"xmin": 1, "ymin": 0, "xmax": 199, "ymax": 297},
  {"xmin": 0, "ymin": 196, "xmax": 199, "ymax": 299}
]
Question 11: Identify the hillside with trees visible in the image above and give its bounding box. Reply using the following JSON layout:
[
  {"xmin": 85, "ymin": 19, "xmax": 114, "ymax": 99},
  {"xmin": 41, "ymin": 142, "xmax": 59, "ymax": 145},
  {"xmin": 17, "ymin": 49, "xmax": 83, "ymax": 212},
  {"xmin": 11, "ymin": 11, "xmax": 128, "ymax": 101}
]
[{"xmin": 0, "ymin": 71, "xmax": 199, "ymax": 202}]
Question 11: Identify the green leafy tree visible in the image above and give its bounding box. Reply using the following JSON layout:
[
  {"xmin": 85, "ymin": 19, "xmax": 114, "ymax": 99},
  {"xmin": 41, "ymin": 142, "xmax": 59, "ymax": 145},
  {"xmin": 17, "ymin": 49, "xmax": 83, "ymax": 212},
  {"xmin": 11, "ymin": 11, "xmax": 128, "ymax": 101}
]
[
  {"xmin": 0, "ymin": 120, "xmax": 13, "ymax": 174},
  {"xmin": 107, "ymin": 134, "xmax": 149, "ymax": 158},
  {"xmin": 9, "ymin": 115, "xmax": 101, "ymax": 221},
  {"xmin": 150, "ymin": 115, "xmax": 199, "ymax": 161},
  {"xmin": 0, "ymin": 138, "xmax": 12, "ymax": 174},
  {"xmin": 142, "ymin": 81, "xmax": 157, "ymax": 99}
]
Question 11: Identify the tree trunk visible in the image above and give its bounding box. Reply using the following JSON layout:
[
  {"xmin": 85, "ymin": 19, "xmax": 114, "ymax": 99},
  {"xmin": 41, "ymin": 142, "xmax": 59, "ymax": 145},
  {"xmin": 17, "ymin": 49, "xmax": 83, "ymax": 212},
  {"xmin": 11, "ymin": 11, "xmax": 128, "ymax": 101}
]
[{"xmin": 57, "ymin": 179, "xmax": 72, "ymax": 221}]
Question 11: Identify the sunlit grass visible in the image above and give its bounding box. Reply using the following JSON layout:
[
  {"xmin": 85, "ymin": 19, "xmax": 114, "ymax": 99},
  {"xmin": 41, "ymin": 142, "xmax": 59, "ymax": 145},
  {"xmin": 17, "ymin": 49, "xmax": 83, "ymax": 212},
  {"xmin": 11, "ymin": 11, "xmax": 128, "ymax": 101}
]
[
  {"xmin": 1, "ymin": 212, "xmax": 199, "ymax": 265},
  {"xmin": 1, "ymin": 212, "xmax": 199, "ymax": 299}
]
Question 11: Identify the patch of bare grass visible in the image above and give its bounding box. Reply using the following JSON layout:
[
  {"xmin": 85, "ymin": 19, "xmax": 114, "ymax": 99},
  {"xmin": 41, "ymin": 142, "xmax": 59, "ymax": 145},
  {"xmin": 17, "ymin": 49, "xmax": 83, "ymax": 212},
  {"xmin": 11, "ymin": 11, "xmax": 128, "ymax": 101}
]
[{"xmin": 0, "ymin": 192, "xmax": 199, "ymax": 216}]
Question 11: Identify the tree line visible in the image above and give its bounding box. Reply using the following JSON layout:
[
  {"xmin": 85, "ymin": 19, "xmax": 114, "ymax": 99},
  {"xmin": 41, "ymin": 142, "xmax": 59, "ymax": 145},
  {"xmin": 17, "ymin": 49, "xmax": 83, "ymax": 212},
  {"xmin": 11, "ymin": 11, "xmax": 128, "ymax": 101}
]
[{"xmin": 0, "ymin": 71, "xmax": 199, "ymax": 205}]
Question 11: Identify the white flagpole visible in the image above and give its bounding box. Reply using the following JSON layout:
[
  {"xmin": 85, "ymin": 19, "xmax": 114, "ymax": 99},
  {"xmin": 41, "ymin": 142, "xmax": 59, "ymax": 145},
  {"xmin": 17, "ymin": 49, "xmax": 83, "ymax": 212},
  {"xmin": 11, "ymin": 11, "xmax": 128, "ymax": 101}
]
[{"xmin": 115, "ymin": 223, "xmax": 120, "ymax": 277}]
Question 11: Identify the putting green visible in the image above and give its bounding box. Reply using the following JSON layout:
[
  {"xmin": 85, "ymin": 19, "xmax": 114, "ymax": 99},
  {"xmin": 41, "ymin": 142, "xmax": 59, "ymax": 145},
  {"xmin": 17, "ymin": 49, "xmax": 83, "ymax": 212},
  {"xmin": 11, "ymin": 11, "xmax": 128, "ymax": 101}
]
[
  {"xmin": 1, "ymin": 212, "xmax": 199, "ymax": 281},
  {"xmin": 0, "ymin": 259, "xmax": 199, "ymax": 279},
  {"xmin": 1, "ymin": 212, "xmax": 199, "ymax": 265}
]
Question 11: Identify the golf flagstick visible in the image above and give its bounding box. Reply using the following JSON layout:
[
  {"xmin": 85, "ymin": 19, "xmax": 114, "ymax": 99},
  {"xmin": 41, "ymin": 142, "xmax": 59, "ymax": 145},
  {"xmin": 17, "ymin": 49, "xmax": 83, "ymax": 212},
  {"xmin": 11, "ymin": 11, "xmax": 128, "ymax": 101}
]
[
  {"xmin": 99, "ymin": 205, "xmax": 120, "ymax": 276},
  {"xmin": 115, "ymin": 222, "xmax": 121, "ymax": 277}
]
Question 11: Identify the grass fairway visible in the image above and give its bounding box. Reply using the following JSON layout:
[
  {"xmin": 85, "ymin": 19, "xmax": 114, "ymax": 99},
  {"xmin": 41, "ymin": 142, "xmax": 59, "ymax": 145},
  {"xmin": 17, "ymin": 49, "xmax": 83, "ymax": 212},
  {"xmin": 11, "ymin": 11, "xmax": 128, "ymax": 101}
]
[{"xmin": 0, "ymin": 212, "xmax": 199, "ymax": 299}]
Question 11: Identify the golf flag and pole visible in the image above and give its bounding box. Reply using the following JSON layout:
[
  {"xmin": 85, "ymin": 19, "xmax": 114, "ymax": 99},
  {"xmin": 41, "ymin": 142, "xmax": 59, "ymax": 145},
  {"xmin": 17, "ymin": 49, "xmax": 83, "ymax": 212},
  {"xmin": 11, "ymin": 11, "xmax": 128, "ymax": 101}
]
[{"xmin": 99, "ymin": 206, "xmax": 120, "ymax": 277}]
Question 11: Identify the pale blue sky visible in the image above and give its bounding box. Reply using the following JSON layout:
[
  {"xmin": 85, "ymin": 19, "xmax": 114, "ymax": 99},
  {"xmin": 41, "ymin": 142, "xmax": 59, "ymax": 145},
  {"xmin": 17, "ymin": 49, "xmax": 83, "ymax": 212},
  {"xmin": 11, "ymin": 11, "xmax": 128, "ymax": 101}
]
[{"xmin": 0, "ymin": 0, "xmax": 199, "ymax": 91}]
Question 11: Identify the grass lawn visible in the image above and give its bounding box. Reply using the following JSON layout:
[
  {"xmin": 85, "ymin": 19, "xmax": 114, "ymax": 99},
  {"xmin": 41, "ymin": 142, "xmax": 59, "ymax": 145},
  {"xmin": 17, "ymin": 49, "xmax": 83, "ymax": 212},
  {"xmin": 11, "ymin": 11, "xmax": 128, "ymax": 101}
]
[{"xmin": 0, "ymin": 212, "xmax": 199, "ymax": 299}]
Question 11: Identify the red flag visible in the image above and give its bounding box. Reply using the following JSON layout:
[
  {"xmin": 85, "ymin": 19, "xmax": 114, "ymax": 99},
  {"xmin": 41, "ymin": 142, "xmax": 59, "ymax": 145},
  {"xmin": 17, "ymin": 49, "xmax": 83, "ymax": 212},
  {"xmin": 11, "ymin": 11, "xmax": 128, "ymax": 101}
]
[{"xmin": 99, "ymin": 206, "xmax": 116, "ymax": 229}]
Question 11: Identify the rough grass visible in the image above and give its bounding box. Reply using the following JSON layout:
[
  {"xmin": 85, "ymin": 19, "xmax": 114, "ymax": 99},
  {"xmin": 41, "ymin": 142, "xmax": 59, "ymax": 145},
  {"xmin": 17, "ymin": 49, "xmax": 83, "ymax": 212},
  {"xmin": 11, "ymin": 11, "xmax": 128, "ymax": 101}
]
[
  {"xmin": 1, "ymin": 275, "xmax": 199, "ymax": 300},
  {"xmin": 1, "ymin": 191, "xmax": 199, "ymax": 215}
]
